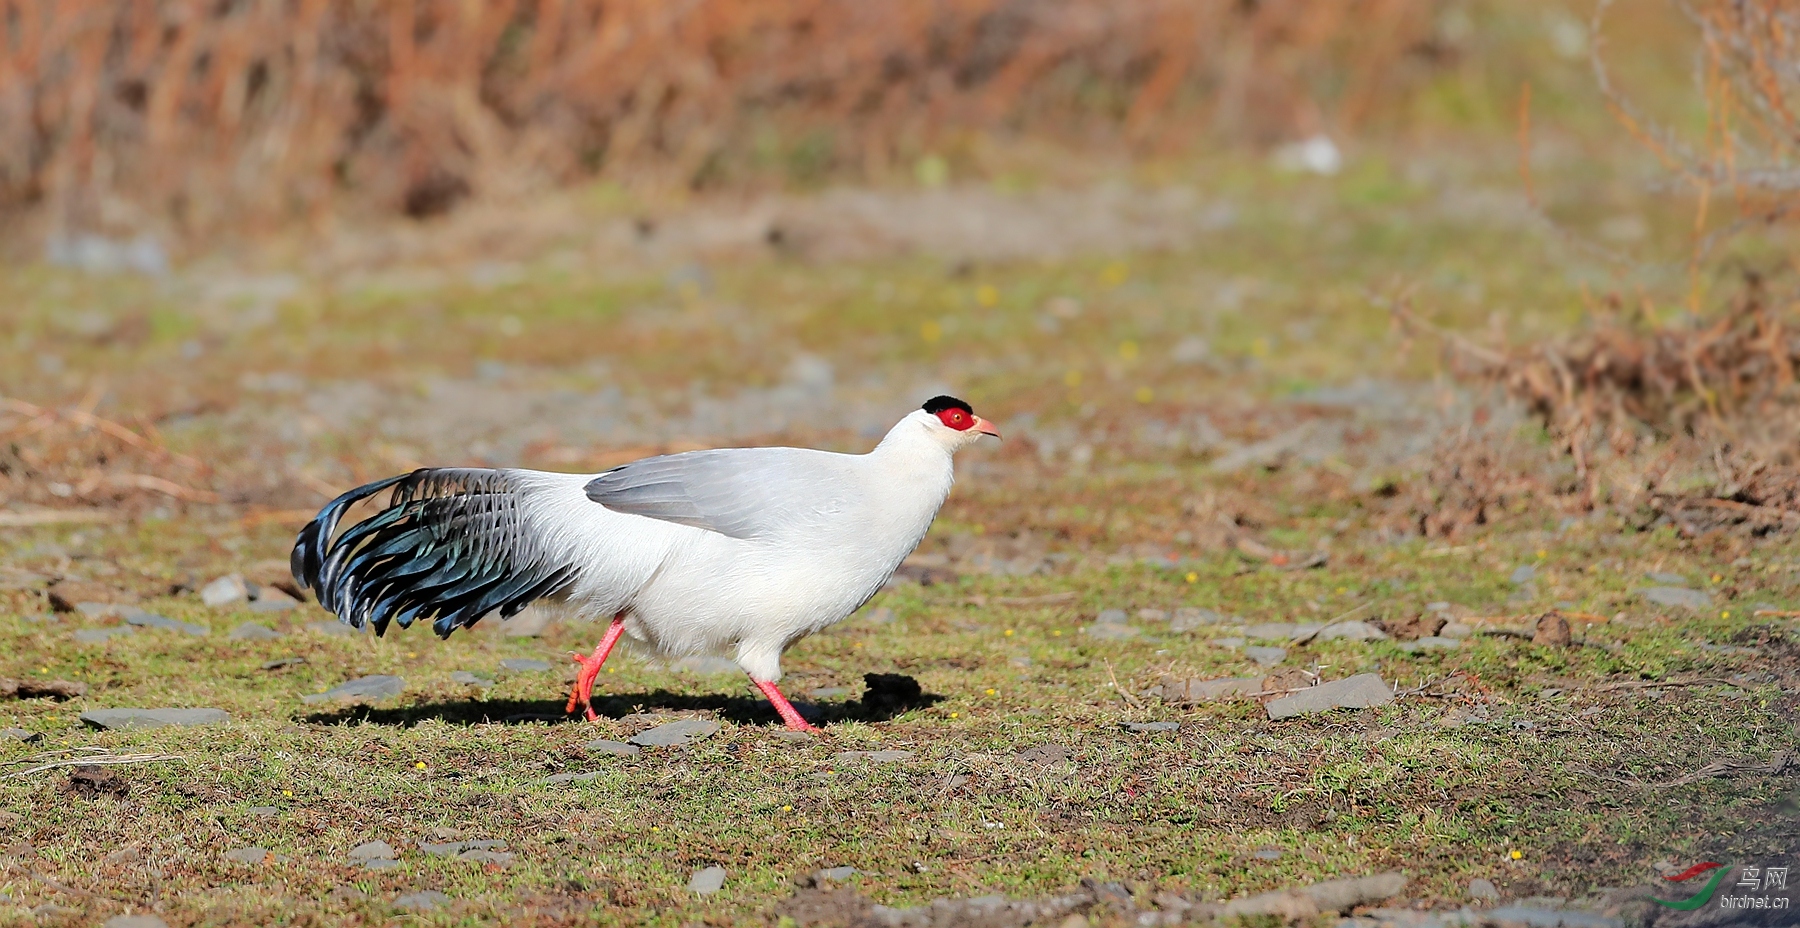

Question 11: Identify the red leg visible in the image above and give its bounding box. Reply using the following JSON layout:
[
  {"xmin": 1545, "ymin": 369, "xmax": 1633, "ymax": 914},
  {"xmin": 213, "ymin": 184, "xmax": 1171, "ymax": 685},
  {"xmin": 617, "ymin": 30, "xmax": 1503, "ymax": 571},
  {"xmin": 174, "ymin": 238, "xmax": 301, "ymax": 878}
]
[
  {"xmin": 753, "ymin": 679, "xmax": 819, "ymax": 732},
  {"xmin": 566, "ymin": 615, "xmax": 627, "ymax": 721}
]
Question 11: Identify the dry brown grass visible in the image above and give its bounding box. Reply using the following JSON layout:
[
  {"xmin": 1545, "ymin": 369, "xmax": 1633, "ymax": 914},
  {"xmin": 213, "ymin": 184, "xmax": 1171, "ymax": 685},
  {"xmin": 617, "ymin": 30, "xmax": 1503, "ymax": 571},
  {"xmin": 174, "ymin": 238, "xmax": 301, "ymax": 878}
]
[{"xmin": 1, "ymin": 0, "xmax": 1441, "ymax": 237}]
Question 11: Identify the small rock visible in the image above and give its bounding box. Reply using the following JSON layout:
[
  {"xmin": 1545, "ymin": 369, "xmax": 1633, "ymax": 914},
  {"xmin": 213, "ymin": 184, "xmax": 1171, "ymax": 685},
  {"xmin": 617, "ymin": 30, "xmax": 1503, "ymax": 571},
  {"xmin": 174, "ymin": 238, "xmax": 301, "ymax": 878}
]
[
  {"xmin": 1170, "ymin": 607, "xmax": 1226, "ymax": 632},
  {"xmin": 1266, "ymin": 673, "xmax": 1393, "ymax": 720},
  {"xmin": 1639, "ymin": 586, "xmax": 1713, "ymax": 610},
  {"xmin": 248, "ymin": 806, "xmax": 278, "ymax": 817},
  {"xmin": 1253, "ymin": 848, "xmax": 1283, "ymax": 860},
  {"xmin": 669, "ymin": 655, "xmax": 738, "ymax": 675},
  {"xmin": 1468, "ymin": 877, "xmax": 1500, "ymax": 901},
  {"xmin": 1376, "ymin": 613, "xmax": 1446, "ymax": 641},
  {"xmin": 1121, "ymin": 721, "xmax": 1180, "ymax": 733},
  {"xmin": 1425, "ymin": 601, "xmax": 1451, "ymax": 612},
  {"xmin": 247, "ymin": 596, "xmax": 296, "ymax": 613},
  {"xmin": 1211, "ymin": 636, "xmax": 1246, "ymax": 649},
  {"xmin": 348, "ymin": 840, "xmax": 398, "ymax": 861},
  {"xmin": 449, "ymin": 671, "xmax": 494, "ymax": 688},
  {"xmin": 807, "ymin": 686, "xmax": 849, "ymax": 699},
  {"xmin": 581, "ymin": 738, "xmax": 641, "ymax": 756},
  {"xmin": 1158, "ymin": 676, "xmax": 1263, "ymax": 703},
  {"xmin": 76, "ymin": 602, "xmax": 120, "ymax": 618},
  {"xmin": 4, "ymin": 728, "xmax": 44, "ymax": 744},
  {"xmin": 303, "ymin": 675, "xmax": 404, "ymax": 703},
  {"xmin": 1645, "ymin": 571, "xmax": 1689, "ymax": 586},
  {"xmin": 458, "ymin": 849, "xmax": 514, "ymax": 865},
  {"xmin": 1244, "ymin": 646, "xmax": 1287, "ymax": 666},
  {"xmin": 1083, "ymin": 623, "xmax": 1138, "ymax": 640},
  {"xmin": 688, "ymin": 865, "xmax": 728, "ymax": 895},
  {"xmin": 261, "ymin": 657, "xmax": 305, "ymax": 670},
  {"xmin": 121, "ymin": 607, "xmax": 209, "ymax": 636},
  {"xmin": 1314, "ymin": 620, "xmax": 1388, "ymax": 641},
  {"xmin": 201, "ymin": 575, "xmax": 252, "ymax": 607},
  {"xmin": 74, "ymin": 627, "xmax": 134, "ymax": 643},
  {"xmin": 228, "ymin": 622, "xmax": 282, "ymax": 640},
  {"xmin": 361, "ymin": 858, "xmax": 402, "ymax": 871},
  {"xmin": 1533, "ymin": 612, "xmax": 1572, "ymax": 648},
  {"xmin": 1398, "ymin": 636, "xmax": 1462, "ymax": 652},
  {"xmin": 394, "ymin": 890, "xmax": 450, "ymax": 911},
  {"xmin": 1136, "ymin": 608, "xmax": 1168, "ymax": 622},
  {"xmin": 103, "ymin": 916, "xmax": 169, "ymax": 928},
  {"xmin": 1243, "ymin": 622, "xmax": 1301, "ymax": 640},
  {"xmin": 1095, "ymin": 608, "xmax": 1129, "ymax": 625},
  {"xmin": 80, "ymin": 708, "xmax": 230, "ymax": 730},
  {"xmin": 769, "ymin": 730, "xmax": 815, "ymax": 744},
  {"xmin": 422, "ymin": 839, "xmax": 506, "ymax": 857},
  {"xmin": 815, "ymin": 866, "xmax": 859, "ymax": 883},
  {"xmin": 1440, "ymin": 622, "xmax": 1474, "ymax": 639},
  {"xmin": 628, "ymin": 718, "xmax": 720, "ymax": 747},
  {"xmin": 224, "ymin": 847, "xmax": 270, "ymax": 865},
  {"xmin": 833, "ymin": 750, "xmax": 914, "ymax": 764},
  {"xmin": 1509, "ymin": 565, "xmax": 1537, "ymax": 585},
  {"xmin": 498, "ymin": 658, "xmax": 552, "ymax": 673}
]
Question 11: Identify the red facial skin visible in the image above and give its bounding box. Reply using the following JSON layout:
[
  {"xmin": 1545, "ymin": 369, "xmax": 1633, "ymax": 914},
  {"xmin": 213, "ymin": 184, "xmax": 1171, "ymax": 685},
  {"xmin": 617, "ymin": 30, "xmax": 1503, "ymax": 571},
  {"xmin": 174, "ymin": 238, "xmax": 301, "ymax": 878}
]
[{"xmin": 935, "ymin": 408, "xmax": 975, "ymax": 430}]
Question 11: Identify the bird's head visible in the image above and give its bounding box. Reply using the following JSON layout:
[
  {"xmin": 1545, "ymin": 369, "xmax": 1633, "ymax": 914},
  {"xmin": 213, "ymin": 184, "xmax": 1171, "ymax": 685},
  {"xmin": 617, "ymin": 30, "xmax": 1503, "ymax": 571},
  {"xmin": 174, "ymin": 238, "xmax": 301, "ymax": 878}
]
[{"xmin": 914, "ymin": 395, "xmax": 1000, "ymax": 451}]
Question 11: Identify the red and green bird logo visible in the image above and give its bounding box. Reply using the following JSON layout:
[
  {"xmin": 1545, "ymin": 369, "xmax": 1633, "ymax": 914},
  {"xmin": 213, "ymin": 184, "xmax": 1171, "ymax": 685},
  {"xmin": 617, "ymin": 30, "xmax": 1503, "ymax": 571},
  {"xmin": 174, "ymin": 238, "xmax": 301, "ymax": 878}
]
[{"xmin": 1653, "ymin": 862, "xmax": 1729, "ymax": 911}]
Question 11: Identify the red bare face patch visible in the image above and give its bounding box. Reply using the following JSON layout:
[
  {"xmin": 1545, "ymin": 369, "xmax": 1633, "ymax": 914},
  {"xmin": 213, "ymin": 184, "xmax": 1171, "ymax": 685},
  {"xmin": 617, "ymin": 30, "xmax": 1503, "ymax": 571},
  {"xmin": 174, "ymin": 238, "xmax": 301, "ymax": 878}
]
[{"xmin": 935, "ymin": 408, "xmax": 975, "ymax": 431}]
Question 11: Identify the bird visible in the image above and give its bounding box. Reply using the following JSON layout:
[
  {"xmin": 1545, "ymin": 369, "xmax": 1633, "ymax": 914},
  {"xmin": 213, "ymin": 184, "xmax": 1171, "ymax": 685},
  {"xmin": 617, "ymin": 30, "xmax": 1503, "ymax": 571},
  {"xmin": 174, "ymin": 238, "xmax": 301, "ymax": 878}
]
[{"xmin": 290, "ymin": 395, "xmax": 999, "ymax": 731}]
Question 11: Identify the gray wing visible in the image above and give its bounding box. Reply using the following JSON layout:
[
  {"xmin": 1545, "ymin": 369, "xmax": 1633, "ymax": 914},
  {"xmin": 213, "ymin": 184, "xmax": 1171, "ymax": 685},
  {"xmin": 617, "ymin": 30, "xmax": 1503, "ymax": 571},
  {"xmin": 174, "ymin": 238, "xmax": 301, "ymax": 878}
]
[{"xmin": 583, "ymin": 448, "xmax": 851, "ymax": 540}]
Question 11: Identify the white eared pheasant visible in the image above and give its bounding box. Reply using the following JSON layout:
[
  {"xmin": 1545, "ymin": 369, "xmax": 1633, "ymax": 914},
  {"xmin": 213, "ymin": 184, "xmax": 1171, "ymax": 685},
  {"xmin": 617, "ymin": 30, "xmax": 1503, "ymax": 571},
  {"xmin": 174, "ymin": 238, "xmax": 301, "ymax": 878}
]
[{"xmin": 291, "ymin": 396, "xmax": 998, "ymax": 731}]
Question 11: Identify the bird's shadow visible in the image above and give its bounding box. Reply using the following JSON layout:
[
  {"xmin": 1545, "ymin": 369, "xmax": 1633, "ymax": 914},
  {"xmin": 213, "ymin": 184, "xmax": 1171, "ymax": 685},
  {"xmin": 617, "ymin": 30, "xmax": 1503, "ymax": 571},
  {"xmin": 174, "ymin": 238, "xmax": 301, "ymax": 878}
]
[{"xmin": 299, "ymin": 673, "xmax": 939, "ymax": 729}]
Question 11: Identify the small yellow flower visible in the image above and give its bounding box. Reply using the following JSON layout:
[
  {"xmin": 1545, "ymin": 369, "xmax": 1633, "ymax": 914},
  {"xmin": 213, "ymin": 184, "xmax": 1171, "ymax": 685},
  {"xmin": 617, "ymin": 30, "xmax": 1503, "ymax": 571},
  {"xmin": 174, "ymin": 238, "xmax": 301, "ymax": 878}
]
[
  {"xmin": 781, "ymin": 805, "xmax": 792, "ymax": 812},
  {"xmin": 976, "ymin": 285, "xmax": 999, "ymax": 308},
  {"xmin": 651, "ymin": 826, "xmax": 660, "ymax": 832},
  {"xmin": 1250, "ymin": 337, "xmax": 1270, "ymax": 358},
  {"xmin": 1536, "ymin": 549, "xmax": 1547, "ymax": 560},
  {"xmin": 1064, "ymin": 370, "xmax": 1083, "ymax": 388},
  {"xmin": 950, "ymin": 712, "xmax": 960, "ymax": 719},
  {"xmin": 37, "ymin": 667, "xmax": 47, "ymax": 674},
  {"xmin": 921, "ymin": 320, "xmax": 943, "ymax": 343},
  {"xmin": 984, "ymin": 688, "xmax": 996, "ymax": 696},
  {"xmin": 1335, "ymin": 587, "xmax": 1347, "ymax": 594},
  {"xmin": 1119, "ymin": 341, "xmax": 1140, "ymax": 361},
  {"xmin": 406, "ymin": 652, "xmax": 417, "ymax": 659},
  {"xmin": 1722, "ymin": 611, "xmax": 1731, "ymax": 619},
  {"xmin": 606, "ymin": 667, "xmax": 615, "ymax": 673},
  {"xmin": 1135, "ymin": 386, "xmax": 1154, "ymax": 404},
  {"xmin": 1185, "ymin": 572, "xmax": 1198, "ymax": 584},
  {"xmin": 1003, "ymin": 629, "xmax": 1014, "ymax": 637},
  {"xmin": 1510, "ymin": 849, "xmax": 1523, "ymax": 860},
  {"xmin": 1711, "ymin": 573, "xmax": 1723, "ymax": 583},
  {"xmin": 1052, "ymin": 629, "xmax": 1062, "ymax": 637},
  {"xmin": 282, "ymin": 790, "xmax": 294, "ymax": 798},
  {"xmin": 1101, "ymin": 262, "xmax": 1129, "ymax": 286},
  {"xmin": 414, "ymin": 762, "xmax": 427, "ymax": 770}
]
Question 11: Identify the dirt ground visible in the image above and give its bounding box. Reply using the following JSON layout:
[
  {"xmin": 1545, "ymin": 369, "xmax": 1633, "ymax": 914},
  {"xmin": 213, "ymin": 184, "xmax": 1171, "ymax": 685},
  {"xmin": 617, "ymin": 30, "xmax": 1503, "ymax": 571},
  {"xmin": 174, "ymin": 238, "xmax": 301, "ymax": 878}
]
[{"xmin": 3, "ymin": 138, "xmax": 1798, "ymax": 927}]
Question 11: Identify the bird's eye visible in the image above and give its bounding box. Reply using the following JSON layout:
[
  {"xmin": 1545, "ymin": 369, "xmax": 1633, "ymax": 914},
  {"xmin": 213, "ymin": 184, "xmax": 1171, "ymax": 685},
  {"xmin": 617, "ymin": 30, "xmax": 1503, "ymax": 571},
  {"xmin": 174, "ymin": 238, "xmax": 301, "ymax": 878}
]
[{"xmin": 935, "ymin": 408, "xmax": 975, "ymax": 430}]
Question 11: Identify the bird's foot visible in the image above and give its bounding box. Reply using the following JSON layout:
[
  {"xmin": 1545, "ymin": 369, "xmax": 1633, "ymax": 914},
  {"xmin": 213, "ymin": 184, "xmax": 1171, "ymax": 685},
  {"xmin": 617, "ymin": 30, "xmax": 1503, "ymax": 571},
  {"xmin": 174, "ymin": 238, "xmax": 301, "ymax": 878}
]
[
  {"xmin": 753, "ymin": 679, "xmax": 821, "ymax": 732},
  {"xmin": 565, "ymin": 616, "xmax": 627, "ymax": 722}
]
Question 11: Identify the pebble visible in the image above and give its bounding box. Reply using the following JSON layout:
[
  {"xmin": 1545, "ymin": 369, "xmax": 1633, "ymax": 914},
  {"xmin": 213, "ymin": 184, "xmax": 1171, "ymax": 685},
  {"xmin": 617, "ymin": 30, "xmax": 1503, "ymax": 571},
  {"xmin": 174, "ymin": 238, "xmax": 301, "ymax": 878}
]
[
  {"xmin": 1245, "ymin": 646, "xmax": 1287, "ymax": 666},
  {"xmin": 1439, "ymin": 622, "xmax": 1473, "ymax": 639},
  {"xmin": 1083, "ymin": 623, "xmax": 1138, "ymax": 640},
  {"xmin": 1638, "ymin": 586, "xmax": 1713, "ymax": 610},
  {"xmin": 1170, "ymin": 607, "xmax": 1227, "ymax": 632},
  {"xmin": 248, "ymin": 806, "xmax": 278, "ymax": 817},
  {"xmin": 688, "ymin": 865, "xmax": 728, "ymax": 895},
  {"xmin": 629, "ymin": 718, "xmax": 721, "ymax": 747},
  {"xmin": 247, "ymin": 596, "xmax": 297, "ymax": 613},
  {"xmin": 1095, "ymin": 608, "xmax": 1129, "ymax": 625},
  {"xmin": 121, "ymin": 607, "xmax": 209, "ymax": 636},
  {"xmin": 498, "ymin": 658, "xmax": 552, "ymax": 673},
  {"xmin": 450, "ymin": 671, "xmax": 495, "ymax": 688},
  {"xmin": 832, "ymin": 750, "xmax": 914, "ymax": 764},
  {"xmin": 261, "ymin": 657, "xmax": 305, "ymax": 670},
  {"xmin": 1136, "ymin": 608, "xmax": 1168, "ymax": 622},
  {"xmin": 73, "ymin": 627, "xmax": 134, "ymax": 644},
  {"xmin": 1211, "ymin": 637, "xmax": 1246, "ymax": 649},
  {"xmin": 348, "ymin": 840, "xmax": 398, "ymax": 861},
  {"xmin": 76, "ymin": 602, "xmax": 119, "ymax": 618},
  {"xmin": 201, "ymin": 575, "xmax": 251, "ymax": 607},
  {"xmin": 421, "ymin": 839, "xmax": 507, "ymax": 857},
  {"xmin": 1158, "ymin": 676, "xmax": 1262, "ymax": 703},
  {"xmin": 581, "ymin": 738, "xmax": 641, "ymax": 756},
  {"xmin": 103, "ymin": 917, "xmax": 169, "ymax": 928},
  {"xmin": 394, "ymin": 891, "xmax": 451, "ymax": 911},
  {"xmin": 1468, "ymin": 878, "xmax": 1500, "ymax": 901},
  {"xmin": 815, "ymin": 866, "xmax": 859, "ymax": 883},
  {"xmin": 1314, "ymin": 620, "xmax": 1388, "ymax": 641},
  {"xmin": 224, "ymin": 847, "xmax": 270, "ymax": 865},
  {"xmin": 4, "ymin": 728, "xmax": 44, "ymax": 744},
  {"xmin": 458, "ymin": 849, "xmax": 513, "ymax": 865},
  {"xmin": 1509, "ymin": 565, "xmax": 1537, "ymax": 585},
  {"xmin": 1266, "ymin": 674, "xmax": 1392, "ymax": 720},
  {"xmin": 808, "ymin": 686, "xmax": 849, "ymax": 698},
  {"xmin": 80, "ymin": 708, "xmax": 230, "ymax": 730},
  {"xmin": 1398, "ymin": 637, "xmax": 1462, "ymax": 653},
  {"xmin": 1425, "ymin": 601, "xmax": 1451, "ymax": 612},
  {"xmin": 1121, "ymin": 721, "xmax": 1180, "ymax": 733},
  {"xmin": 228, "ymin": 622, "xmax": 282, "ymax": 640},
  {"xmin": 303, "ymin": 675, "xmax": 404, "ymax": 703}
]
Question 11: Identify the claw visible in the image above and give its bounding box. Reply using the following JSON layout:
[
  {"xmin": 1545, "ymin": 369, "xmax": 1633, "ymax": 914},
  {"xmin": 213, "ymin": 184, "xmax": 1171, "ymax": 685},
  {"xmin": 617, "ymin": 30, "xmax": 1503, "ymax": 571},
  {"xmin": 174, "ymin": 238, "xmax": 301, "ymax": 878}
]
[
  {"xmin": 753, "ymin": 679, "xmax": 820, "ymax": 732},
  {"xmin": 564, "ymin": 615, "xmax": 626, "ymax": 721}
]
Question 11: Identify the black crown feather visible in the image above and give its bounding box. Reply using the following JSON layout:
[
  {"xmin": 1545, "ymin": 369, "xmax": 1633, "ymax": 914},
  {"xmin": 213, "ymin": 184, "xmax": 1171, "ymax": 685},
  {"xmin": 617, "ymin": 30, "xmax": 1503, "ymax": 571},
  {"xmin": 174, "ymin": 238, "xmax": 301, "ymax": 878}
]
[{"xmin": 922, "ymin": 395, "xmax": 973, "ymax": 415}]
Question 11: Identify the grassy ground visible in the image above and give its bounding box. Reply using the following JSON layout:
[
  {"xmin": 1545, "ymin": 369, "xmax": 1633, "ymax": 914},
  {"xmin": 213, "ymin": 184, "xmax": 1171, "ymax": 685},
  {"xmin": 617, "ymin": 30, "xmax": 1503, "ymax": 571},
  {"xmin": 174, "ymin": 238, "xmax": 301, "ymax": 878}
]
[{"xmin": 3, "ymin": 137, "xmax": 1799, "ymax": 926}]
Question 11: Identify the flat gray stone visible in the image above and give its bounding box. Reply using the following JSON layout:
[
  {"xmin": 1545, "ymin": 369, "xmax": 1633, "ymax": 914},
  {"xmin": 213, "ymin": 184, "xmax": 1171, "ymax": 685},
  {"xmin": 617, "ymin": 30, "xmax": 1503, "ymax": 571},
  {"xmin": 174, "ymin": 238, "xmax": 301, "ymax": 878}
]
[
  {"xmin": 581, "ymin": 738, "xmax": 640, "ymax": 756},
  {"xmin": 1211, "ymin": 636, "xmax": 1246, "ymax": 649},
  {"xmin": 1121, "ymin": 721, "xmax": 1180, "ymax": 733},
  {"xmin": 541, "ymin": 771, "xmax": 604, "ymax": 784},
  {"xmin": 228, "ymin": 622, "xmax": 282, "ymax": 640},
  {"xmin": 1645, "ymin": 571, "xmax": 1688, "ymax": 585},
  {"xmin": 832, "ymin": 750, "xmax": 914, "ymax": 764},
  {"xmin": 3, "ymin": 728, "xmax": 43, "ymax": 744},
  {"xmin": 1158, "ymin": 676, "xmax": 1262, "ymax": 703},
  {"xmin": 120, "ymin": 608, "xmax": 209, "ymax": 636},
  {"xmin": 1170, "ymin": 607, "xmax": 1229, "ymax": 632},
  {"xmin": 103, "ymin": 917, "xmax": 169, "ymax": 928},
  {"xmin": 247, "ymin": 597, "xmax": 296, "ymax": 613},
  {"xmin": 1509, "ymin": 565, "xmax": 1537, "ymax": 584},
  {"xmin": 81, "ymin": 708, "xmax": 230, "ymax": 730},
  {"xmin": 224, "ymin": 846, "xmax": 270, "ymax": 864},
  {"xmin": 628, "ymin": 718, "xmax": 720, "ymax": 747},
  {"xmin": 1095, "ymin": 608, "xmax": 1129, "ymax": 625},
  {"xmin": 458, "ymin": 849, "xmax": 513, "ymax": 865},
  {"xmin": 360, "ymin": 858, "xmax": 401, "ymax": 871},
  {"xmin": 1440, "ymin": 622, "xmax": 1474, "ymax": 639},
  {"xmin": 76, "ymin": 602, "xmax": 119, "ymax": 618},
  {"xmin": 394, "ymin": 891, "xmax": 451, "ymax": 911},
  {"xmin": 73, "ymin": 627, "xmax": 134, "ymax": 643},
  {"xmin": 688, "ymin": 865, "xmax": 727, "ymax": 895},
  {"xmin": 1266, "ymin": 673, "xmax": 1393, "ymax": 720},
  {"xmin": 1314, "ymin": 620, "xmax": 1388, "ymax": 641},
  {"xmin": 815, "ymin": 866, "xmax": 859, "ymax": 883},
  {"xmin": 1245, "ymin": 646, "xmax": 1287, "ymax": 666},
  {"xmin": 421, "ymin": 839, "xmax": 506, "ymax": 858},
  {"xmin": 498, "ymin": 658, "xmax": 551, "ymax": 673},
  {"xmin": 347, "ymin": 840, "xmax": 397, "ymax": 861},
  {"xmin": 671, "ymin": 655, "xmax": 740, "ymax": 675},
  {"xmin": 449, "ymin": 671, "xmax": 494, "ymax": 688},
  {"xmin": 248, "ymin": 806, "xmax": 278, "ymax": 817},
  {"xmin": 1638, "ymin": 586, "xmax": 1713, "ymax": 610},
  {"xmin": 1083, "ymin": 623, "xmax": 1139, "ymax": 640},
  {"xmin": 200, "ymin": 575, "xmax": 250, "ymax": 607},
  {"xmin": 1469, "ymin": 877, "xmax": 1500, "ymax": 900},
  {"xmin": 1399, "ymin": 636, "xmax": 1462, "ymax": 652},
  {"xmin": 1484, "ymin": 905, "xmax": 1621, "ymax": 927},
  {"xmin": 303, "ymin": 674, "xmax": 404, "ymax": 703}
]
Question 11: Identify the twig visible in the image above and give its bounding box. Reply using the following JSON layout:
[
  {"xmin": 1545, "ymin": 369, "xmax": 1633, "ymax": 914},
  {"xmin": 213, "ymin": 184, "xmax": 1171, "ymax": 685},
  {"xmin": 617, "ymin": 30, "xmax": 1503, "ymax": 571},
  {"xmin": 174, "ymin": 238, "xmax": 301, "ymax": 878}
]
[
  {"xmin": 0, "ymin": 752, "xmax": 183, "ymax": 780},
  {"xmin": 1104, "ymin": 659, "xmax": 1145, "ymax": 710},
  {"xmin": 1591, "ymin": 676, "xmax": 1747, "ymax": 692},
  {"xmin": 1754, "ymin": 609, "xmax": 1800, "ymax": 617}
]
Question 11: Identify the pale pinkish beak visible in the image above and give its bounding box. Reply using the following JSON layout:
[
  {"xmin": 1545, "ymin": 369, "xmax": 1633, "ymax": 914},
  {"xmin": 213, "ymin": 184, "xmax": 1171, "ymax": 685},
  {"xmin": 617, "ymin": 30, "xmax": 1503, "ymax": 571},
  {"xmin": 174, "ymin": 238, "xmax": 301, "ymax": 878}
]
[{"xmin": 973, "ymin": 416, "xmax": 1001, "ymax": 439}]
